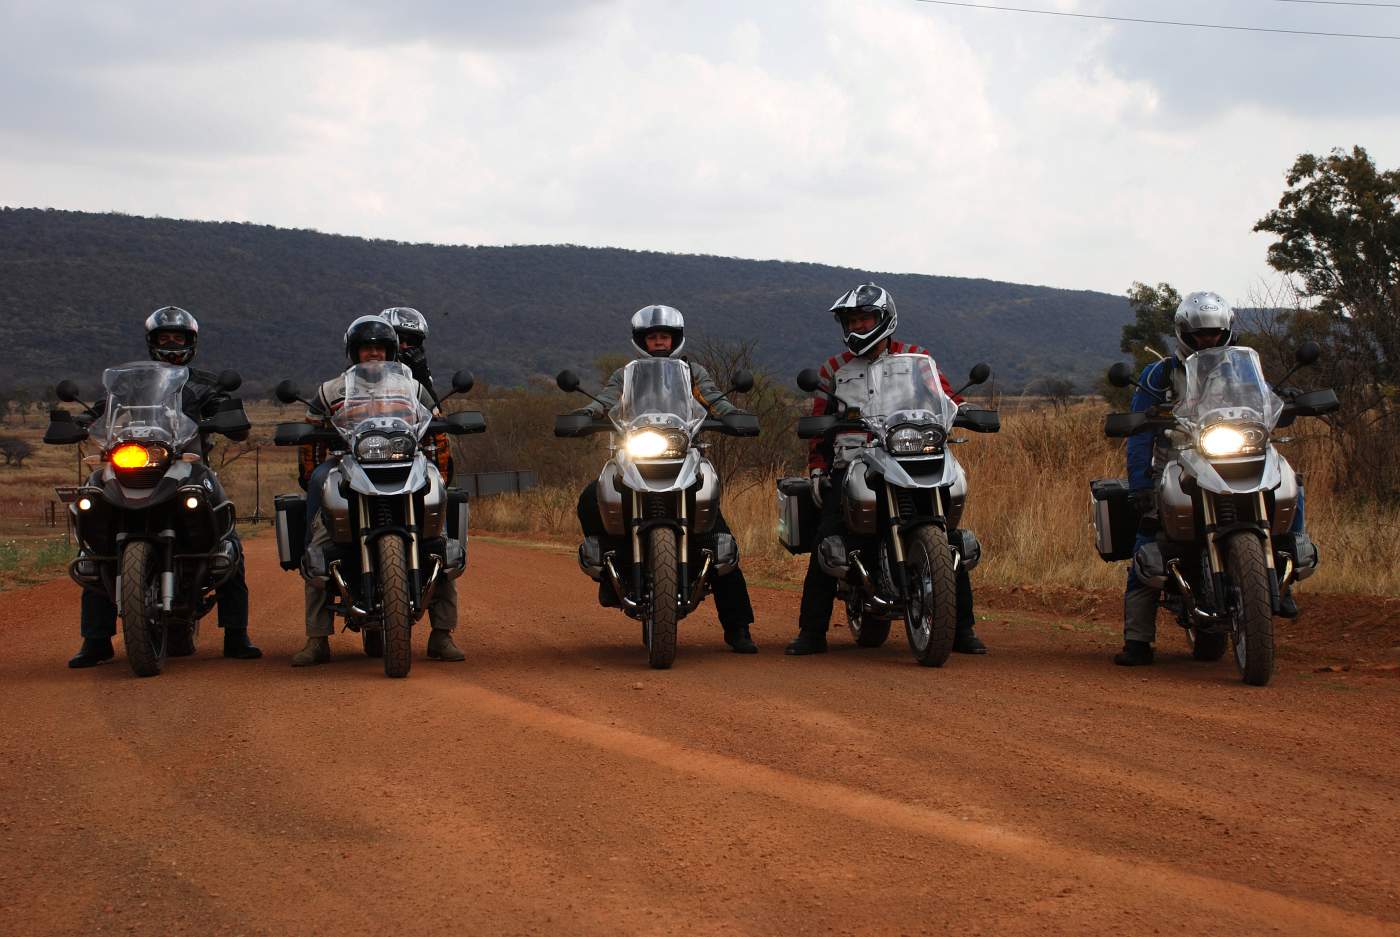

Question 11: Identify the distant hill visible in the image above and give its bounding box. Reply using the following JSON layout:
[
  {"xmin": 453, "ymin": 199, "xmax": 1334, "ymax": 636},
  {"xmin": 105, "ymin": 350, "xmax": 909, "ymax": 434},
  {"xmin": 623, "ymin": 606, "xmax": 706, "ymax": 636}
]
[{"xmin": 0, "ymin": 207, "xmax": 1132, "ymax": 394}]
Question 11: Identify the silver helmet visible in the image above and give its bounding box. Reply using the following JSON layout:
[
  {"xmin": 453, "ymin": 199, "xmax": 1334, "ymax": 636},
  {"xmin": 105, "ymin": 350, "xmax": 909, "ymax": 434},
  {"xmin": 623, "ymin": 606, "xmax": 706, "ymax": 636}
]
[
  {"xmin": 1174, "ymin": 291, "xmax": 1235, "ymax": 359},
  {"xmin": 830, "ymin": 283, "xmax": 897, "ymax": 356},
  {"xmin": 630, "ymin": 304, "xmax": 685, "ymax": 357},
  {"xmin": 144, "ymin": 306, "xmax": 200, "ymax": 366},
  {"xmin": 380, "ymin": 306, "xmax": 428, "ymax": 342}
]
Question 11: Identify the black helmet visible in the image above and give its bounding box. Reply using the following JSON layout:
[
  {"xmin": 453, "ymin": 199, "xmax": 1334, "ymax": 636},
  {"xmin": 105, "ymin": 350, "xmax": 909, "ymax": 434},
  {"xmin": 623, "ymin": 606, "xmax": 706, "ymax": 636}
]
[
  {"xmin": 630, "ymin": 305, "xmax": 685, "ymax": 357},
  {"xmin": 830, "ymin": 283, "xmax": 897, "ymax": 356},
  {"xmin": 145, "ymin": 306, "xmax": 199, "ymax": 366},
  {"xmin": 344, "ymin": 315, "xmax": 400, "ymax": 364}
]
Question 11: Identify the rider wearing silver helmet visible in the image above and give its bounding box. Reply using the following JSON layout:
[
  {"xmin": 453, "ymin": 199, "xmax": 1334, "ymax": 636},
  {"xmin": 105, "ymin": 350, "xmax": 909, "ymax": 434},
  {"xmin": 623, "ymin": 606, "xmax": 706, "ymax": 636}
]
[
  {"xmin": 291, "ymin": 316, "xmax": 463, "ymax": 667},
  {"xmin": 785, "ymin": 283, "xmax": 988, "ymax": 657},
  {"xmin": 573, "ymin": 305, "xmax": 759, "ymax": 653},
  {"xmin": 67, "ymin": 307, "xmax": 261, "ymax": 667},
  {"xmin": 380, "ymin": 307, "xmax": 434, "ymax": 393},
  {"xmin": 1117, "ymin": 291, "xmax": 1306, "ymax": 667}
]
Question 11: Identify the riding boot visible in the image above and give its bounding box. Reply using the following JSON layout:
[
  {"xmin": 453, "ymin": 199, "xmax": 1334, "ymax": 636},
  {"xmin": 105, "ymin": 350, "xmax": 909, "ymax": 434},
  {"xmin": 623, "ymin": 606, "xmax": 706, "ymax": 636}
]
[
  {"xmin": 426, "ymin": 628, "xmax": 465, "ymax": 662},
  {"xmin": 68, "ymin": 637, "xmax": 114, "ymax": 669},
  {"xmin": 291, "ymin": 636, "xmax": 331, "ymax": 667},
  {"xmin": 724, "ymin": 626, "xmax": 758, "ymax": 654},
  {"xmin": 223, "ymin": 628, "xmax": 262, "ymax": 659},
  {"xmin": 784, "ymin": 629, "xmax": 828, "ymax": 655},
  {"xmin": 1113, "ymin": 639, "xmax": 1155, "ymax": 666}
]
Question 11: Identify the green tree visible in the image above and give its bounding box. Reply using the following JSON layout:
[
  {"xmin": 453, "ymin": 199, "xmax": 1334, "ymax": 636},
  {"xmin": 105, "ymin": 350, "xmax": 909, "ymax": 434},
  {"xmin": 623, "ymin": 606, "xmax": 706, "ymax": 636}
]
[
  {"xmin": 1254, "ymin": 145, "xmax": 1400, "ymax": 498},
  {"xmin": 1101, "ymin": 282, "xmax": 1180, "ymax": 406}
]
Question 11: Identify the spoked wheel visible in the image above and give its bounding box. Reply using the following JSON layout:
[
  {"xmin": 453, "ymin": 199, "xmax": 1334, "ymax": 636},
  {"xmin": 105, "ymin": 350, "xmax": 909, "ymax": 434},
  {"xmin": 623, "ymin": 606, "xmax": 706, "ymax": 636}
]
[
  {"xmin": 847, "ymin": 597, "xmax": 891, "ymax": 647},
  {"xmin": 904, "ymin": 526, "xmax": 958, "ymax": 667},
  {"xmin": 377, "ymin": 536, "xmax": 413, "ymax": 678},
  {"xmin": 120, "ymin": 540, "xmax": 166, "ymax": 678},
  {"xmin": 362, "ymin": 628, "xmax": 384, "ymax": 658},
  {"xmin": 645, "ymin": 527, "xmax": 679, "ymax": 670},
  {"xmin": 1187, "ymin": 627, "xmax": 1228, "ymax": 661},
  {"xmin": 1227, "ymin": 534, "xmax": 1274, "ymax": 686}
]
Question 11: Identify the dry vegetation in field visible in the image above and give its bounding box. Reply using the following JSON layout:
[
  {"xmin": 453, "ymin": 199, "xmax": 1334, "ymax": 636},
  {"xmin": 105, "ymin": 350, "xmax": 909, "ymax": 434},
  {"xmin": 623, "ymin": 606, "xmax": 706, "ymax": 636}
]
[{"xmin": 5, "ymin": 396, "xmax": 1397, "ymax": 596}]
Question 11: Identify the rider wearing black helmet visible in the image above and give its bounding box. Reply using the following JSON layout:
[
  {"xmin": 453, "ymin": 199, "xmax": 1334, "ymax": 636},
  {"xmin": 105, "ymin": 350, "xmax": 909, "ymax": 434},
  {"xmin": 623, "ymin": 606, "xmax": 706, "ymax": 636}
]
[
  {"xmin": 291, "ymin": 316, "xmax": 462, "ymax": 667},
  {"xmin": 785, "ymin": 283, "xmax": 987, "ymax": 657},
  {"xmin": 67, "ymin": 307, "xmax": 261, "ymax": 667}
]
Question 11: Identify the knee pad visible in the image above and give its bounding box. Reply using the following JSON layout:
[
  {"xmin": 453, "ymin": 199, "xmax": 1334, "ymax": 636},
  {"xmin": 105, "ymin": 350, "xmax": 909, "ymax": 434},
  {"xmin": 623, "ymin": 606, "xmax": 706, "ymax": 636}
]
[
  {"xmin": 1130, "ymin": 541, "xmax": 1168, "ymax": 590},
  {"xmin": 817, "ymin": 535, "xmax": 851, "ymax": 580},
  {"xmin": 712, "ymin": 532, "xmax": 738, "ymax": 576}
]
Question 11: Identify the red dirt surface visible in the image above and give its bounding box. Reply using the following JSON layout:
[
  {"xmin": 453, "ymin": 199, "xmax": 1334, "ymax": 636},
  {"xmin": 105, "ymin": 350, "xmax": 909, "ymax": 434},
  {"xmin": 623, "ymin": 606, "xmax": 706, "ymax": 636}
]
[{"xmin": 2, "ymin": 537, "xmax": 1398, "ymax": 936}]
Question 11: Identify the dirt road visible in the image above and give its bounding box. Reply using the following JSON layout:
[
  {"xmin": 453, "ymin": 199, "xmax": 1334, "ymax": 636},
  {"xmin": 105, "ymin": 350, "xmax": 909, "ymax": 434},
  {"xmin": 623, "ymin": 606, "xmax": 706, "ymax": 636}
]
[{"xmin": 3, "ymin": 536, "xmax": 1398, "ymax": 937}]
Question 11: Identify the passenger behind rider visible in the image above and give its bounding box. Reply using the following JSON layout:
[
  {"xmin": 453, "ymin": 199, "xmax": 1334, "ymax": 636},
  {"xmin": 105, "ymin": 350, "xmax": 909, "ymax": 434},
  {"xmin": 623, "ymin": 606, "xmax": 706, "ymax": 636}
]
[
  {"xmin": 67, "ymin": 306, "xmax": 261, "ymax": 668},
  {"xmin": 573, "ymin": 305, "xmax": 759, "ymax": 653},
  {"xmin": 1115, "ymin": 291, "xmax": 1306, "ymax": 667},
  {"xmin": 291, "ymin": 316, "xmax": 462, "ymax": 667},
  {"xmin": 785, "ymin": 283, "xmax": 987, "ymax": 657}
]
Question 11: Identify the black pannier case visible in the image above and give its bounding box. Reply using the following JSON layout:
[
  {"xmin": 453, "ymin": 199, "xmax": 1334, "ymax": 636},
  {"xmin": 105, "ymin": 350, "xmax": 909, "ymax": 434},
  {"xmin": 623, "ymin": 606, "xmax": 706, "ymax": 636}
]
[
  {"xmin": 274, "ymin": 493, "xmax": 307, "ymax": 571},
  {"xmin": 1090, "ymin": 478, "xmax": 1139, "ymax": 562},
  {"xmin": 777, "ymin": 476, "xmax": 819, "ymax": 555}
]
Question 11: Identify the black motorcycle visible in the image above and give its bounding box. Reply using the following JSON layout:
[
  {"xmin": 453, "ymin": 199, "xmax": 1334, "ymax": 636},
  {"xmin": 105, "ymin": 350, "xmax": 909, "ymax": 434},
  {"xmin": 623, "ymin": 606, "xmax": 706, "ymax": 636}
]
[{"xmin": 44, "ymin": 362, "xmax": 251, "ymax": 677}]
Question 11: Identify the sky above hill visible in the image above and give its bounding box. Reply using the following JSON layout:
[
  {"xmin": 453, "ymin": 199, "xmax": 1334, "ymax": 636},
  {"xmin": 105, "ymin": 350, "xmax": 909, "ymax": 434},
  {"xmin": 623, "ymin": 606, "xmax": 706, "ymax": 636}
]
[{"xmin": 1, "ymin": 0, "xmax": 1396, "ymax": 305}]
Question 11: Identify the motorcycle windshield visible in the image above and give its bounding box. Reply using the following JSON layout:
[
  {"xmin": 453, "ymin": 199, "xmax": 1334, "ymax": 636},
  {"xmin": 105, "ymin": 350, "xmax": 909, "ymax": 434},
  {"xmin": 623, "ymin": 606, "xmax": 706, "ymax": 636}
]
[
  {"xmin": 92, "ymin": 362, "xmax": 197, "ymax": 448},
  {"xmin": 332, "ymin": 362, "xmax": 431, "ymax": 441},
  {"xmin": 615, "ymin": 358, "xmax": 705, "ymax": 432},
  {"xmin": 861, "ymin": 354, "xmax": 959, "ymax": 432},
  {"xmin": 1177, "ymin": 347, "xmax": 1283, "ymax": 430}
]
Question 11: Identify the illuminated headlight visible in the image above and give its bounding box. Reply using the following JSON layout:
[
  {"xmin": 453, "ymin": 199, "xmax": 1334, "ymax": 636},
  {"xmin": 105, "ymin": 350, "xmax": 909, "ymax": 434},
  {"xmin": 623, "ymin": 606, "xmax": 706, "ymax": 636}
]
[
  {"xmin": 356, "ymin": 433, "xmax": 415, "ymax": 463},
  {"xmin": 1199, "ymin": 423, "xmax": 1266, "ymax": 458},
  {"xmin": 184, "ymin": 496, "xmax": 200, "ymax": 510},
  {"xmin": 887, "ymin": 424, "xmax": 945, "ymax": 455},
  {"xmin": 624, "ymin": 429, "xmax": 686, "ymax": 460},
  {"xmin": 77, "ymin": 497, "xmax": 93, "ymax": 511}
]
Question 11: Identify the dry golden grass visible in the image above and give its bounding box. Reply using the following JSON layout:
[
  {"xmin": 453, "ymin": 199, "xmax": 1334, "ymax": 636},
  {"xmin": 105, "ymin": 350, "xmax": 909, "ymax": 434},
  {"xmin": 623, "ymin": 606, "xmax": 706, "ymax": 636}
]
[{"xmin": 467, "ymin": 404, "xmax": 1400, "ymax": 597}]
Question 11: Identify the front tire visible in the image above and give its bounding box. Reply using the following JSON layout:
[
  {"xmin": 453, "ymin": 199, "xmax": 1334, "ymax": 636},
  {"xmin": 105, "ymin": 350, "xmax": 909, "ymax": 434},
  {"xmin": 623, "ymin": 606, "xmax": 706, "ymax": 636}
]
[
  {"xmin": 377, "ymin": 537, "xmax": 413, "ymax": 678},
  {"xmin": 904, "ymin": 526, "xmax": 957, "ymax": 667},
  {"xmin": 646, "ymin": 527, "xmax": 679, "ymax": 670},
  {"xmin": 1227, "ymin": 534, "xmax": 1274, "ymax": 686},
  {"xmin": 847, "ymin": 597, "xmax": 891, "ymax": 647},
  {"xmin": 120, "ymin": 541, "xmax": 165, "ymax": 678}
]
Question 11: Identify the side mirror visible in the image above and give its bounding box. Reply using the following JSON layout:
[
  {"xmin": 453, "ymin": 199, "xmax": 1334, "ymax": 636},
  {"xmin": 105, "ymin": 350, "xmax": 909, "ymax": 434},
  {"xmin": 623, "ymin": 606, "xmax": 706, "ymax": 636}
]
[
  {"xmin": 1107, "ymin": 362, "xmax": 1134, "ymax": 389},
  {"xmin": 55, "ymin": 380, "xmax": 81, "ymax": 403},
  {"xmin": 796, "ymin": 369, "xmax": 822, "ymax": 393},
  {"xmin": 275, "ymin": 380, "xmax": 302, "ymax": 405},
  {"xmin": 1104, "ymin": 412, "xmax": 1148, "ymax": 438},
  {"xmin": 967, "ymin": 363, "xmax": 991, "ymax": 386},
  {"xmin": 556, "ymin": 370, "xmax": 581, "ymax": 393},
  {"xmin": 730, "ymin": 370, "xmax": 754, "ymax": 394},
  {"xmin": 451, "ymin": 369, "xmax": 474, "ymax": 394},
  {"xmin": 216, "ymin": 369, "xmax": 242, "ymax": 392},
  {"xmin": 1295, "ymin": 341, "xmax": 1320, "ymax": 367}
]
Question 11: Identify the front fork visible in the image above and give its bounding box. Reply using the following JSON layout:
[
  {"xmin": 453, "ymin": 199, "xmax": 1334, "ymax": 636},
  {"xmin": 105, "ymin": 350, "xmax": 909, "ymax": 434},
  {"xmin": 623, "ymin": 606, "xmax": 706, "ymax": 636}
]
[{"xmin": 1195, "ymin": 490, "xmax": 1282, "ymax": 615}]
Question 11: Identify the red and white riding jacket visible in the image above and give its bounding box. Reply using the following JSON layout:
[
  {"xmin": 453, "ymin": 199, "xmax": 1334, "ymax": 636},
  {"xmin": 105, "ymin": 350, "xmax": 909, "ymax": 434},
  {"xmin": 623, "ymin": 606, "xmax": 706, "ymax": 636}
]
[{"xmin": 807, "ymin": 340, "xmax": 962, "ymax": 472}]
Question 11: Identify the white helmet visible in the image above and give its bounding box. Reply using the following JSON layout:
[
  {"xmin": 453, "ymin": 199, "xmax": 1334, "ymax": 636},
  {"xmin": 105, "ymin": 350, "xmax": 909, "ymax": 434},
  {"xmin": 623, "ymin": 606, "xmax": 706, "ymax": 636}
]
[
  {"xmin": 1174, "ymin": 291, "xmax": 1235, "ymax": 359},
  {"xmin": 630, "ymin": 305, "xmax": 685, "ymax": 357},
  {"xmin": 830, "ymin": 283, "xmax": 897, "ymax": 356}
]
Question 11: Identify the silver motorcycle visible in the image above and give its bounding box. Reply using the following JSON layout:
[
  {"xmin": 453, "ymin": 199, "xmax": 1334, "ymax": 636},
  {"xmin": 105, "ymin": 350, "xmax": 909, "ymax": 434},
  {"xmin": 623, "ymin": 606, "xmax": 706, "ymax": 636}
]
[
  {"xmin": 554, "ymin": 357, "xmax": 758, "ymax": 669},
  {"xmin": 785, "ymin": 354, "xmax": 998, "ymax": 666},
  {"xmin": 1100, "ymin": 343, "xmax": 1338, "ymax": 685},
  {"xmin": 272, "ymin": 361, "xmax": 484, "ymax": 678}
]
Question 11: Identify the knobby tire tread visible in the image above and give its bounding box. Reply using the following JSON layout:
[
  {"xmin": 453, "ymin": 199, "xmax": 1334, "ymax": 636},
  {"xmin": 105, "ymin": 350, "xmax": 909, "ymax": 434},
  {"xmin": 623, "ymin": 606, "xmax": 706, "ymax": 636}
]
[{"xmin": 378, "ymin": 537, "xmax": 413, "ymax": 678}]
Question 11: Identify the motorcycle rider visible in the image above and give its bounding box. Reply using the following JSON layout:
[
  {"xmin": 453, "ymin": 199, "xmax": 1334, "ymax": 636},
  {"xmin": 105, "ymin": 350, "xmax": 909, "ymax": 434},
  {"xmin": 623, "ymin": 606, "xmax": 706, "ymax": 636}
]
[
  {"xmin": 380, "ymin": 306, "xmax": 454, "ymax": 479},
  {"xmin": 572, "ymin": 305, "xmax": 759, "ymax": 653},
  {"xmin": 1116, "ymin": 291, "xmax": 1307, "ymax": 666},
  {"xmin": 67, "ymin": 306, "xmax": 261, "ymax": 667},
  {"xmin": 785, "ymin": 283, "xmax": 988, "ymax": 656},
  {"xmin": 291, "ymin": 316, "xmax": 462, "ymax": 667}
]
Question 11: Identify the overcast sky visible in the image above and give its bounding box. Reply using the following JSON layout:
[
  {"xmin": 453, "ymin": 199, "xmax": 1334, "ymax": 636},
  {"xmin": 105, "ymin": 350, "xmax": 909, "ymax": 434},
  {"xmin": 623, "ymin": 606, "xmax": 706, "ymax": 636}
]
[{"xmin": 2, "ymin": 0, "xmax": 1396, "ymax": 303}]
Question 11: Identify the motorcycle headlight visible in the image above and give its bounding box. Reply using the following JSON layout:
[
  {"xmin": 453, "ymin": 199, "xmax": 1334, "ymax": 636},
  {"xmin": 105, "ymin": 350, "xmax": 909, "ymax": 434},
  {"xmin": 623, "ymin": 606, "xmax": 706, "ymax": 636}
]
[
  {"xmin": 624, "ymin": 429, "xmax": 686, "ymax": 460},
  {"xmin": 1198, "ymin": 422, "xmax": 1266, "ymax": 458},
  {"xmin": 887, "ymin": 424, "xmax": 944, "ymax": 455},
  {"xmin": 356, "ymin": 433, "xmax": 414, "ymax": 462}
]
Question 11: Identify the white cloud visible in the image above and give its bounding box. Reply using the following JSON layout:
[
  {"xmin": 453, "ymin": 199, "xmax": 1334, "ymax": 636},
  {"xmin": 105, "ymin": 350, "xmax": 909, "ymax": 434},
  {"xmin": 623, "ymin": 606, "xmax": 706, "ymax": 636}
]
[{"xmin": 1, "ymin": 0, "xmax": 1397, "ymax": 305}]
